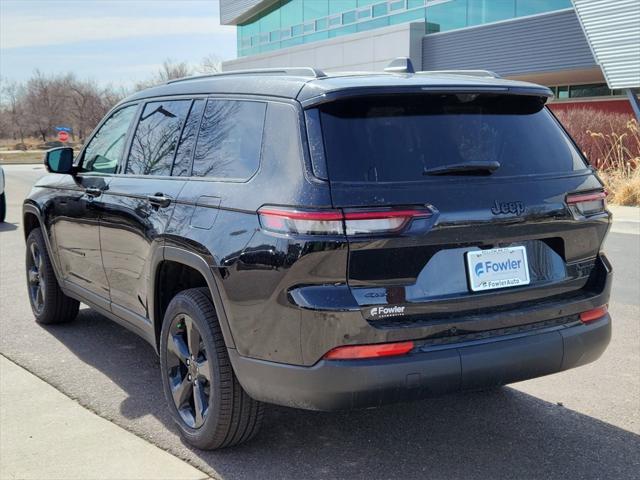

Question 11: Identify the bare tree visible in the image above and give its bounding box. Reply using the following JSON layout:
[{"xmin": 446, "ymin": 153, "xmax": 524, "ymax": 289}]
[
  {"xmin": 63, "ymin": 75, "xmax": 119, "ymax": 141},
  {"xmin": 0, "ymin": 51, "xmax": 224, "ymax": 143},
  {"xmin": 0, "ymin": 79, "xmax": 29, "ymax": 143},
  {"xmin": 198, "ymin": 54, "xmax": 222, "ymax": 74},
  {"xmin": 22, "ymin": 71, "xmax": 70, "ymax": 142},
  {"xmin": 134, "ymin": 59, "xmax": 193, "ymax": 91}
]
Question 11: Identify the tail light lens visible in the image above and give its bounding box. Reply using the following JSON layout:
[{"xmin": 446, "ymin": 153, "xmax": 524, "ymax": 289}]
[
  {"xmin": 567, "ymin": 191, "xmax": 607, "ymax": 216},
  {"xmin": 323, "ymin": 341, "xmax": 414, "ymax": 360},
  {"xmin": 580, "ymin": 305, "xmax": 608, "ymax": 324},
  {"xmin": 257, "ymin": 208, "xmax": 344, "ymax": 235},
  {"xmin": 258, "ymin": 206, "xmax": 432, "ymax": 236}
]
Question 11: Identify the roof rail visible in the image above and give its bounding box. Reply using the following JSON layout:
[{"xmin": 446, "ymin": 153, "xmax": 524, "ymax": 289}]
[
  {"xmin": 417, "ymin": 70, "xmax": 502, "ymax": 79},
  {"xmin": 167, "ymin": 67, "xmax": 327, "ymax": 84}
]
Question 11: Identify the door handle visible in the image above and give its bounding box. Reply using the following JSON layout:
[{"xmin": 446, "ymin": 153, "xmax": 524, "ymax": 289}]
[
  {"xmin": 147, "ymin": 194, "xmax": 172, "ymax": 208},
  {"xmin": 85, "ymin": 187, "xmax": 104, "ymax": 198}
]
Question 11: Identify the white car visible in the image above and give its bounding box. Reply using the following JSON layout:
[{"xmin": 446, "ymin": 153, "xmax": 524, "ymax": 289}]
[{"xmin": 0, "ymin": 165, "xmax": 5, "ymax": 222}]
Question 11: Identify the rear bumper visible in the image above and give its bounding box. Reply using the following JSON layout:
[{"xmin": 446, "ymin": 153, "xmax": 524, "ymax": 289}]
[{"xmin": 229, "ymin": 315, "xmax": 611, "ymax": 411}]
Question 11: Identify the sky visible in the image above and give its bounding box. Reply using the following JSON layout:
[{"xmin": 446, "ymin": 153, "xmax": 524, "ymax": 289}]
[{"xmin": 0, "ymin": 0, "xmax": 237, "ymax": 87}]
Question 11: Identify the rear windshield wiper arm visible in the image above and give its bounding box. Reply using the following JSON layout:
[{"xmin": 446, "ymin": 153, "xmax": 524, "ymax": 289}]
[{"xmin": 423, "ymin": 161, "xmax": 501, "ymax": 176}]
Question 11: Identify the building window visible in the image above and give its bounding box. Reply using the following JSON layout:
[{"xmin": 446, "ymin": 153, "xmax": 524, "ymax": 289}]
[
  {"xmin": 235, "ymin": 0, "xmax": 573, "ymax": 57},
  {"xmin": 342, "ymin": 10, "xmax": 356, "ymax": 24},
  {"xmin": 390, "ymin": 1, "xmax": 406, "ymax": 12},
  {"xmin": 357, "ymin": 8, "xmax": 372, "ymax": 20},
  {"xmin": 557, "ymin": 86, "xmax": 569, "ymax": 99},
  {"xmin": 328, "ymin": 15, "xmax": 341, "ymax": 27},
  {"xmin": 550, "ymin": 83, "xmax": 630, "ymax": 100},
  {"xmin": 569, "ymin": 84, "xmax": 611, "ymax": 98},
  {"xmin": 372, "ymin": 2, "xmax": 389, "ymax": 18}
]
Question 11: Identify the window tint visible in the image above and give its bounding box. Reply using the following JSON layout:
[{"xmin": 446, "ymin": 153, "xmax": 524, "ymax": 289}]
[
  {"xmin": 319, "ymin": 94, "xmax": 587, "ymax": 182},
  {"xmin": 126, "ymin": 100, "xmax": 191, "ymax": 176},
  {"xmin": 172, "ymin": 99, "xmax": 205, "ymax": 177},
  {"xmin": 192, "ymin": 100, "xmax": 266, "ymax": 180},
  {"xmin": 82, "ymin": 105, "xmax": 137, "ymax": 174}
]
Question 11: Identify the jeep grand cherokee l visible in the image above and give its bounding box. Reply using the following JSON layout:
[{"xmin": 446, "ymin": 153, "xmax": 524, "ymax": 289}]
[{"xmin": 23, "ymin": 66, "xmax": 612, "ymax": 450}]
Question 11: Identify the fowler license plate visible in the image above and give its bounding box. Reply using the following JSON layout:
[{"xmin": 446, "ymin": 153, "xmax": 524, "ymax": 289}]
[{"xmin": 466, "ymin": 246, "xmax": 530, "ymax": 292}]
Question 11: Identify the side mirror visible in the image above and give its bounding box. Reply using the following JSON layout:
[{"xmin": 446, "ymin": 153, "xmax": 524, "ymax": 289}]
[{"xmin": 44, "ymin": 147, "xmax": 74, "ymax": 174}]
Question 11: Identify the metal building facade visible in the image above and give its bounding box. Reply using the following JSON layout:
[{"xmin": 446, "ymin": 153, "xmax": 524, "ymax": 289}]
[{"xmin": 572, "ymin": 0, "xmax": 640, "ymax": 89}]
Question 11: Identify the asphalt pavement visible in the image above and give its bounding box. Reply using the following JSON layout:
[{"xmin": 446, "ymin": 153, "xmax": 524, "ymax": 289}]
[{"xmin": 1, "ymin": 164, "xmax": 638, "ymax": 480}]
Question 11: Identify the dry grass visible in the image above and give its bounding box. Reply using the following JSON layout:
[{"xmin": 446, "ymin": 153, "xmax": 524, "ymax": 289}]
[
  {"xmin": 0, "ymin": 150, "xmax": 46, "ymax": 165},
  {"xmin": 599, "ymin": 169, "xmax": 640, "ymax": 206},
  {"xmin": 554, "ymin": 110, "xmax": 640, "ymax": 206}
]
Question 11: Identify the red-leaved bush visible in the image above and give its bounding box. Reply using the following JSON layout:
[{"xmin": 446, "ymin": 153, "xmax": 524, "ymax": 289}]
[
  {"xmin": 553, "ymin": 109, "xmax": 639, "ymax": 205},
  {"xmin": 553, "ymin": 109, "xmax": 639, "ymax": 171}
]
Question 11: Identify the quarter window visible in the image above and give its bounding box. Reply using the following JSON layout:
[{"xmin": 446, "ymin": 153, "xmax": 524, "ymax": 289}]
[
  {"xmin": 192, "ymin": 100, "xmax": 266, "ymax": 180},
  {"xmin": 81, "ymin": 105, "xmax": 137, "ymax": 174},
  {"xmin": 126, "ymin": 100, "xmax": 191, "ymax": 176}
]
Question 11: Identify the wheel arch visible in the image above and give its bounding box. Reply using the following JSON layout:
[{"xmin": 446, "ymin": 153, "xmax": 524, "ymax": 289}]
[
  {"xmin": 23, "ymin": 202, "xmax": 43, "ymax": 239},
  {"xmin": 150, "ymin": 245, "xmax": 236, "ymax": 352},
  {"xmin": 23, "ymin": 202, "xmax": 65, "ymax": 286}
]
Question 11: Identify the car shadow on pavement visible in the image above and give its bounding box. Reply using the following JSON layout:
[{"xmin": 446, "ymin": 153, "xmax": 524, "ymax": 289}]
[
  {"xmin": 0, "ymin": 222, "xmax": 19, "ymax": 232},
  {"xmin": 43, "ymin": 307, "xmax": 640, "ymax": 480}
]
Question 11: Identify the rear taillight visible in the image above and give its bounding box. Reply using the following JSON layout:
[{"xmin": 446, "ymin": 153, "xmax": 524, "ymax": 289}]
[
  {"xmin": 258, "ymin": 206, "xmax": 432, "ymax": 236},
  {"xmin": 567, "ymin": 191, "xmax": 607, "ymax": 216},
  {"xmin": 323, "ymin": 341, "xmax": 414, "ymax": 360},
  {"xmin": 257, "ymin": 208, "xmax": 344, "ymax": 235},
  {"xmin": 580, "ymin": 305, "xmax": 608, "ymax": 324}
]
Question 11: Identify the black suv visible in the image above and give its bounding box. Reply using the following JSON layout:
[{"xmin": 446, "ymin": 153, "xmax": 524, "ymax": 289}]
[{"xmin": 23, "ymin": 66, "xmax": 612, "ymax": 450}]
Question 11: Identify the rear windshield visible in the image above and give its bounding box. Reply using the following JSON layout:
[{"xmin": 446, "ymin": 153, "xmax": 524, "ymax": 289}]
[{"xmin": 318, "ymin": 94, "xmax": 586, "ymax": 182}]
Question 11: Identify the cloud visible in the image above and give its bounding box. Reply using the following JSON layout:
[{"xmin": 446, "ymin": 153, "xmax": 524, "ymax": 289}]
[{"xmin": 1, "ymin": 15, "xmax": 234, "ymax": 49}]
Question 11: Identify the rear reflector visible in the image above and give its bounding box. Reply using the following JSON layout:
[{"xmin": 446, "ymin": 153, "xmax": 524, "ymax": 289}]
[
  {"xmin": 567, "ymin": 191, "xmax": 607, "ymax": 216},
  {"xmin": 580, "ymin": 305, "xmax": 608, "ymax": 324},
  {"xmin": 323, "ymin": 341, "xmax": 414, "ymax": 360},
  {"xmin": 258, "ymin": 206, "xmax": 432, "ymax": 236}
]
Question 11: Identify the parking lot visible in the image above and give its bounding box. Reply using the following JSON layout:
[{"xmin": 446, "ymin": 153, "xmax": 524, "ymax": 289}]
[{"xmin": 1, "ymin": 164, "xmax": 638, "ymax": 479}]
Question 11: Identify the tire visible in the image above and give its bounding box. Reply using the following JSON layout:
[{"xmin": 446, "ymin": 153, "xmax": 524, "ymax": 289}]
[
  {"xmin": 25, "ymin": 228, "xmax": 79, "ymax": 324},
  {"xmin": 160, "ymin": 287, "xmax": 264, "ymax": 450},
  {"xmin": 0, "ymin": 192, "xmax": 6, "ymax": 223}
]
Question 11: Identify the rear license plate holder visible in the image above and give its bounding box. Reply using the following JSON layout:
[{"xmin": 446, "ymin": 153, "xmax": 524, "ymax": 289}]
[{"xmin": 466, "ymin": 246, "xmax": 530, "ymax": 292}]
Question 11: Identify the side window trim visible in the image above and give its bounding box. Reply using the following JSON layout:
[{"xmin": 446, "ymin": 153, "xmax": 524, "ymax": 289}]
[
  {"xmin": 116, "ymin": 103, "xmax": 144, "ymax": 175},
  {"xmin": 77, "ymin": 102, "xmax": 140, "ymax": 175},
  {"xmin": 188, "ymin": 99, "xmax": 207, "ymax": 177},
  {"xmin": 171, "ymin": 99, "xmax": 205, "ymax": 177},
  {"xmin": 189, "ymin": 97, "xmax": 214, "ymax": 177},
  {"xmin": 168, "ymin": 99, "xmax": 193, "ymax": 177}
]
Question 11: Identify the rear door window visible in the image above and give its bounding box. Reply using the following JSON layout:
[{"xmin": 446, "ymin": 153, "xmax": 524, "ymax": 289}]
[
  {"xmin": 192, "ymin": 99, "xmax": 266, "ymax": 180},
  {"xmin": 126, "ymin": 100, "xmax": 191, "ymax": 176},
  {"xmin": 318, "ymin": 94, "xmax": 587, "ymax": 182}
]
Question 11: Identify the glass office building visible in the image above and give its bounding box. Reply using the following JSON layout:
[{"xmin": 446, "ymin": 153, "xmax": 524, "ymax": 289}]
[
  {"xmin": 219, "ymin": 0, "xmax": 637, "ymax": 115},
  {"xmin": 236, "ymin": 0, "xmax": 572, "ymax": 58}
]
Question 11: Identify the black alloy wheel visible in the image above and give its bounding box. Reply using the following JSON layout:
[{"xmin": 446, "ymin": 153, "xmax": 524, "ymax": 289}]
[
  {"xmin": 26, "ymin": 241, "xmax": 46, "ymax": 315},
  {"xmin": 25, "ymin": 228, "xmax": 79, "ymax": 324},
  {"xmin": 166, "ymin": 313, "xmax": 212, "ymax": 429},
  {"xmin": 160, "ymin": 288, "xmax": 264, "ymax": 449}
]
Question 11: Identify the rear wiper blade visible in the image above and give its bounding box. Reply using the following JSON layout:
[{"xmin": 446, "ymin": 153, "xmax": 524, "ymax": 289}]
[{"xmin": 423, "ymin": 161, "xmax": 501, "ymax": 176}]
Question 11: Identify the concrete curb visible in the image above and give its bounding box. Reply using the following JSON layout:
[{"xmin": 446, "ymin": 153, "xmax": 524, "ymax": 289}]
[{"xmin": 0, "ymin": 355, "xmax": 211, "ymax": 480}]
